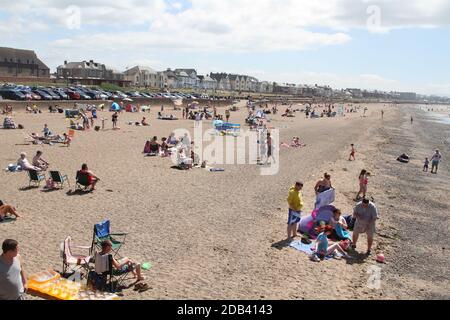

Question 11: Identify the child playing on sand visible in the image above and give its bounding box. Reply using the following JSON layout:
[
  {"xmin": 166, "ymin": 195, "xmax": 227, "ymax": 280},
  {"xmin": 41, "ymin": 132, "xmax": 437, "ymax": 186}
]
[
  {"xmin": 112, "ymin": 112, "xmax": 118, "ymax": 129},
  {"xmin": 349, "ymin": 144, "xmax": 356, "ymax": 161},
  {"xmin": 356, "ymin": 170, "xmax": 370, "ymax": 200},
  {"xmin": 310, "ymin": 226, "xmax": 350, "ymax": 262},
  {"xmin": 423, "ymin": 158, "xmax": 429, "ymax": 172},
  {"xmin": 63, "ymin": 133, "xmax": 72, "ymax": 147}
]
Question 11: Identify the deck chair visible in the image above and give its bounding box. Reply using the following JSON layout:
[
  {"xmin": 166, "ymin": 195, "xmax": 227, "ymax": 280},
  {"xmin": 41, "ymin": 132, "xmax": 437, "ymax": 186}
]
[
  {"xmin": 50, "ymin": 171, "xmax": 70, "ymax": 189},
  {"xmin": 75, "ymin": 170, "xmax": 91, "ymax": 191},
  {"xmin": 60, "ymin": 236, "xmax": 91, "ymax": 276},
  {"xmin": 90, "ymin": 220, "xmax": 127, "ymax": 258},
  {"xmin": 28, "ymin": 169, "xmax": 45, "ymax": 187},
  {"xmin": 89, "ymin": 252, "xmax": 133, "ymax": 292}
]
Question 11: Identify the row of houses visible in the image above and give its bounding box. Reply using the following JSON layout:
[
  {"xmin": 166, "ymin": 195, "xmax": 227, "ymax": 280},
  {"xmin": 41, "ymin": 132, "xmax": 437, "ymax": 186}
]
[{"xmin": 0, "ymin": 46, "xmax": 442, "ymax": 102}]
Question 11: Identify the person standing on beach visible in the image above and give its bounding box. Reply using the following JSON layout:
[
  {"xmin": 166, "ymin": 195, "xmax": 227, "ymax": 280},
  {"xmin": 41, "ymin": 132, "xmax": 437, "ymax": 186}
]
[
  {"xmin": 286, "ymin": 182, "xmax": 304, "ymax": 240},
  {"xmin": 430, "ymin": 150, "xmax": 442, "ymax": 174},
  {"xmin": 352, "ymin": 198, "xmax": 379, "ymax": 255},
  {"xmin": 112, "ymin": 112, "xmax": 118, "ymax": 129},
  {"xmin": 225, "ymin": 109, "xmax": 231, "ymax": 122},
  {"xmin": 423, "ymin": 158, "xmax": 429, "ymax": 172},
  {"xmin": 349, "ymin": 144, "xmax": 356, "ymax": 161},
  {"xmin": 381, "ymin": 110, "xmax": 384, "ymax": 119},
  {"xmin": 0, "ymin": 239, "xmax": 27, "ymax": 300},
  {"xmin": 356, "ymin": 170, "xmax": 370, "ymax": 200},
  {"xmin": 411, "ymin": 116, "xmax": 414, "ymax": 124}
]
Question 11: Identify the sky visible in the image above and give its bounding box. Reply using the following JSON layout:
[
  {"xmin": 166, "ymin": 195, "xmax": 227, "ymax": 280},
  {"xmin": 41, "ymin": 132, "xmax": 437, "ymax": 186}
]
[{"xmin": 0, "ymin": 0, "xmax": 449, "ymax": 96}]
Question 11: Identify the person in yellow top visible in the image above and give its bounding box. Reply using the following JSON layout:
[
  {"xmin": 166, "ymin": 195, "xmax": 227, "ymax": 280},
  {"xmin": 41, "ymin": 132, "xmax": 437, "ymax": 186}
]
[{"xmin": 287, "ymin": 181, "xmax": 304, "ymax": 240}]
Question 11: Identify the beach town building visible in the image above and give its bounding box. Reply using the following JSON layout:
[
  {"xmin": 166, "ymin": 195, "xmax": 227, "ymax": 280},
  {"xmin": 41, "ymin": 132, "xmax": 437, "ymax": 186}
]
[
  {"xmin": 124, "ymin": 66, "xmax": 164, "ymax": 88},
  {"xmin": 56, "ymin": 60, "xmax": 130, "ymax": 87},
  {"xmin": 209, "ymin": 73, "xmax": 231, "ymax": 91},
  {"xmin": 257, "ymin": 81, "xmax": 274, "ymax": 93},
  {"xmin": 0, "ymin": 47, "xmax": 50, "ymax": 79},
  {"xmin": 173, "ymin": 69, "xmax": 198, "ymax": 88},
  {"xmin": 197, "ymin": 75, "xmax": 217, "ymax": 90}
]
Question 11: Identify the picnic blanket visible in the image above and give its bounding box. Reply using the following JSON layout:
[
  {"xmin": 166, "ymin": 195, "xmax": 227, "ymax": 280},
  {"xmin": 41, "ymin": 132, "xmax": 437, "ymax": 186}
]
[{"xmin": 289, "ymin": 240, "xmax": 343, "ymax": 260}]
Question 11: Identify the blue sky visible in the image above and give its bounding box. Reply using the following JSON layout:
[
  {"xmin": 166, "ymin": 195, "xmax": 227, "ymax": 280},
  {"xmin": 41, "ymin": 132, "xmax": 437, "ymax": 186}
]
[{"xmin": 0, "ymin": 0, "xmax": 449, "ymax": 96}]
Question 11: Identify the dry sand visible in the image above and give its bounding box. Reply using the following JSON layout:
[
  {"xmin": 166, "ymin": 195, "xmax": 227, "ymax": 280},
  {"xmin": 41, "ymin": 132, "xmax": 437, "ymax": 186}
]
[{"xmin": 1, "ymin": 101, "xmax": 449, "ymax": 300}]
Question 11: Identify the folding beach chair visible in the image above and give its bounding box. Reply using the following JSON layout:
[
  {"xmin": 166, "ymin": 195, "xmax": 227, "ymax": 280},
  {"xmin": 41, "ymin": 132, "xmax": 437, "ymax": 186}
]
[
  {"xmin": 90, "ymin": 220, "xmax": 127, "ymax": 258},
  {"xmin": 88, "ymin": 252, "xmax": 133, "ymax": 292},
  {"xmin": 75, "ymin": 170, "xmax": 91, "ymax": 191},
  {"xmin": 28, "ymin": 169, "xmax": 45, "ymax": 187},
  {"xmin": 60, "ymin": 236, "xmax": 91, "ymax": 276},
  {"xmin": 50, "ymin": 171, "xmax": 70, "ymax": 189}
]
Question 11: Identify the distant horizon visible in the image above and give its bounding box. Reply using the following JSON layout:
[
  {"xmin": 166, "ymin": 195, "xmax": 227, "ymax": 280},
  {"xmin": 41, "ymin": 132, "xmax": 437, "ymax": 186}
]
[{"xmin": 1, "ymin": 1, "xmax": 449, "ymax": 97}]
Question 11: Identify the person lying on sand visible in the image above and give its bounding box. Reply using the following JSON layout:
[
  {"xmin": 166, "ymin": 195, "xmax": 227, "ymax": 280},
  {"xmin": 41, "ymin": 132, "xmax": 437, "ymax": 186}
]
[{"xmin": 0, "ymin": 200, "xmax": 21, "ymax": 220}]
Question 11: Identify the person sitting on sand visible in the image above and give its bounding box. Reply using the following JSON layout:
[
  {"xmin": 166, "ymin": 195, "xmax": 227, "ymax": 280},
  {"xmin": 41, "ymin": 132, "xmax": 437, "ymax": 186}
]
[
  {"xmin": 42, "ymin": 124, "xmax": 52, "ymax": 137},
  {"xmin": 314, "ymin": 173, "xmax": 332, "ymax": 195},
  {"xmin": 310, "ymin": 225, "xmax": 350, "ymax": 262},
  {"xmin": 167, "ymin": 133, "xmax": 178, "ymax": 147},
  {"xmin": 177, "ymin": 147, "xmax": 193, "ymax": 169},
  {"xmin": 79, "ymin": 164, "xmax": 100, "ymax": 191},
  {"xmin": 3, "ymin": 116, "xmax": 17, "ymax": 129},
  {"xmin": 98, "ymin": 240, "xmax": 145, "ymax": 282},
  {"xmin": 330, "ymin": 209, "xmax": 352, "ymax": 241},
  {"xmin": 63, "ymin": 133, "xmax": 72, "ymax": 147},
  {"xmin": 32, "ymin": 151, "xmax": 49, "ymax": 171},
  {"xmin": 0, "ymin": 200, "xmax": 22, "ymax": 220},
  {"xmin": 146, "ymin": 136, "xmax": 160, "ymax": 155},
  {"xmin": 141, "ymin": 117, "xmax": 149, "ymax": 126},
  {"xmin": 17, "ymin": 152, "xmax": 41, "ymax": 171},
  {"xmin": 160, "ymin": 138, "xmax": 170, "ymax": 157}
]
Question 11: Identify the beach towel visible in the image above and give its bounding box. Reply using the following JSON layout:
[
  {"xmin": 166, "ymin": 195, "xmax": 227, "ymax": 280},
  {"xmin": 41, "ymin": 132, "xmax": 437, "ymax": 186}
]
[
  {"xmin": 314, "ymin": 188, "xmax": 335, "ymax": 209},
  {"xmin": 335, "ymin": 224, "xmax": 352, "ymax": 241},
  {"xmin": 289, "ymin": 240, "xmax": 341, "ymax": 260}
]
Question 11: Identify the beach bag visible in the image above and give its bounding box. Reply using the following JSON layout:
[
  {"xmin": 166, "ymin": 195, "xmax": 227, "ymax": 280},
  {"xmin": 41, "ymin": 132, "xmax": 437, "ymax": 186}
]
[
  {"xmin": 344, "ymin": 215, "xmax": 355, "ymax": 231},
  {"xmin": 46, "ymin": 178, "xmax": 55, "ymax": 189}
]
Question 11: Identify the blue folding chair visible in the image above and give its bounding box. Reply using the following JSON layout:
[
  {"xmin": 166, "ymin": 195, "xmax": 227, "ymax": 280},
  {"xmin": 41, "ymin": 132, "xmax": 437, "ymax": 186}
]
[{"xmin": 90, "ymin": 220, "xmax": 127, "ymax": 258}]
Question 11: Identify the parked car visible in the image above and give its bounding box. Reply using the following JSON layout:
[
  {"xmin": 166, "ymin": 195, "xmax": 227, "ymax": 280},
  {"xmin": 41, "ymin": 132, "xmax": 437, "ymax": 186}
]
[
  {"xmin": 18, "ymin": 90, "xmax": 33, "ymax": 100},
  {"xmin": 40, "ymin": 89, "xmax": 61, "ymax": 100},
  {"xmin": 0, "ymin": 89, "xmax": 27, "ymax": 100},
  {"xmin": 74, "ymin": 89, "xmax": 91, "ymax": 100},
  {"xmin": 65, "ymin": 90, "xmax": 81, "ymax": 100},
  {"xmin": 33, "ymin": 90, "xmax": 53, "ymax": 100},
  {"xmin": 52, "ymin": 88, "xmax": 69, "ymax": 100}
]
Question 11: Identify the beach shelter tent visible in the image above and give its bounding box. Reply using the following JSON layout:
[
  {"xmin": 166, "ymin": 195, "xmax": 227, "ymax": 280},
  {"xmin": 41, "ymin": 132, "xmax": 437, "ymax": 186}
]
[
  {"xmin": 110, "ymin": 102, "xmax": 120, "ymax": 111},
  {"xmin": 315, "ymin": 205, "xmax": 336, "ymax": 224}
]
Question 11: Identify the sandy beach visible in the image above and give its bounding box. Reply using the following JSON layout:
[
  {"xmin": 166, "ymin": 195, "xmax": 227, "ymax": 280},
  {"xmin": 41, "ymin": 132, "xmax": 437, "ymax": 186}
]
[{"xmin": 1, "ymin": 101, "xmax": 449, "ymax": 300}]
